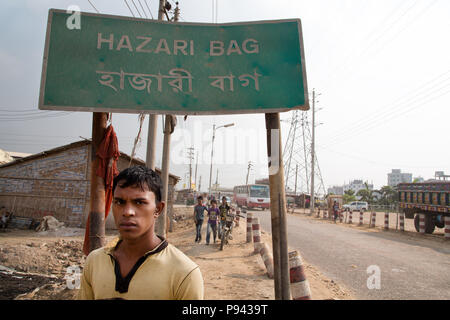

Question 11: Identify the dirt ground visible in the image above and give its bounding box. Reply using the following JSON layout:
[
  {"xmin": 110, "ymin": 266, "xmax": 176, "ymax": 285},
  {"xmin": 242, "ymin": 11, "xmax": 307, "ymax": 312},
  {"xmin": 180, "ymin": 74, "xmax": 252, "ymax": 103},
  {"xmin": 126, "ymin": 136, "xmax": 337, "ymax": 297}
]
[{"xmin": 0, "ymin": 206, "xmax": 353, "ymax": 300}]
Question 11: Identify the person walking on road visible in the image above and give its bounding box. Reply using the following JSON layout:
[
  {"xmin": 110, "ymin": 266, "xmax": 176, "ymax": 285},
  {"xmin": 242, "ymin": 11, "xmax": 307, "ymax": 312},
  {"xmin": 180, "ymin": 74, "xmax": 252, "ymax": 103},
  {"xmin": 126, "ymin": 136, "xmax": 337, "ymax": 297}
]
[
  {"xmin": 333, "ymin": 200, "xmax": 339, "ymax": 223},
  {"xmin": 206, "ymin": 199, "xmax": 219, "ymax": 245},
  {"xmin": 194, "ymin": 196, "xmax": 207, "ymax": 243}
]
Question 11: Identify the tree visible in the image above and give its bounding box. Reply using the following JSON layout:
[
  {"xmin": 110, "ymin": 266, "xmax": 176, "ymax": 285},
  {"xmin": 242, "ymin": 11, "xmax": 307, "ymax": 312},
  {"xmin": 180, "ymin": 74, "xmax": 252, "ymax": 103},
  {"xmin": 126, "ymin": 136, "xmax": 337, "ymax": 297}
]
[
  {"xmin": 343, "ymin": 189, "xmax": 356, "ymax": 204},
  {"xmin": 379, "ymin": 185, "xmax": 397, "ymax": 206},
  {"xmin": 356, "ymin": 182, "xmax": 376, "ymax": 204}
]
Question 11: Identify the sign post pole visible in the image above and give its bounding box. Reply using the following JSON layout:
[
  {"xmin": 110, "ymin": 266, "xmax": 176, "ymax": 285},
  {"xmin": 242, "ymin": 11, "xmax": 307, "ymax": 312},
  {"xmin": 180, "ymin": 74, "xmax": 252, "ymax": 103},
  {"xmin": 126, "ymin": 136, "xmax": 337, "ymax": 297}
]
[
  {"xmin": 266, "ymin": 112, "xmax": 291, "ymax": 300},
  {"xmin": 88, "ymin": 112, "xmax": 108, "ymax": 252},
  {"xmin": 145, "ymin": 0, "xmax": 166, "ymax": 170}
]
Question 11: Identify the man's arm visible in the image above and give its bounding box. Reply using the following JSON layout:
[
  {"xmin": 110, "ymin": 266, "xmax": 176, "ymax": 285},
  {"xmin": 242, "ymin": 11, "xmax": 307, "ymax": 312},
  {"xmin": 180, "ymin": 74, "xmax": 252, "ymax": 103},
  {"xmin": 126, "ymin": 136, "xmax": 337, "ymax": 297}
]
[
  {"xmin": 193, "ymin": 207, "xmax": 197, "ymax": 224},
  {"xmin": 77, "ymin": 259, "xmax": 94, "ymax": 300}
]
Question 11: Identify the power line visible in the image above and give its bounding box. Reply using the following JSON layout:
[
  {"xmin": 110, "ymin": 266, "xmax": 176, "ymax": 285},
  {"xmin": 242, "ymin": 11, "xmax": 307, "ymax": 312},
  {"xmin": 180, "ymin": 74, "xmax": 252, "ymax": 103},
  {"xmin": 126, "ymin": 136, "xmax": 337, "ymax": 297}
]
[
  {"xmin": 131, "ymin": 0, "xmax": 143, "ymax": 17},
  {"xmin": 137, "ymin": 0, "xmax": 148, "ymax": 18},
  {"xmin": 338, "ymin": 0, "xmax": 437, "ymax": 86},
  {"xmin": 317, "ymin": 144, "xmax": 449, "ymax": 170},
  {"xmin": 144, "ymin": 0, "xmax": 154, "ymax": 19},
  {"xmin": 325, "ymin": 1, "xmax": 407, "ymax": 83},
  {"xmin": 321, "ymin": 67, "xmax": 450, "ymax": 147},
  {"xmin": 321, "ymin": 85, "xmax": 450, "ymax": 149},
  {"xmin": 87, "ymin": 0, "xmax": 100, "ymax": 13},
  {"xmin": 123, "ymin": 0, "xmax": 135, "ymax": 17},
  {"xmin": 0, "ymin": 112, "xmax": 75, "ymax": 122},
  {"xmin": 326, "ymin": 0, "xmax": 421, "ymax": 89}
]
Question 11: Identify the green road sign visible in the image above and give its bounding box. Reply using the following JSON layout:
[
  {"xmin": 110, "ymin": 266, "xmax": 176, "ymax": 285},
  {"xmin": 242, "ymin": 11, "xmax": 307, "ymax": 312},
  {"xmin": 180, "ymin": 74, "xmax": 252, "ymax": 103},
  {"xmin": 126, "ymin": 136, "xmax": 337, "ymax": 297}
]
[{"xmin": 39, "ymin": 9, "xmax": 309, "ymax": 115}]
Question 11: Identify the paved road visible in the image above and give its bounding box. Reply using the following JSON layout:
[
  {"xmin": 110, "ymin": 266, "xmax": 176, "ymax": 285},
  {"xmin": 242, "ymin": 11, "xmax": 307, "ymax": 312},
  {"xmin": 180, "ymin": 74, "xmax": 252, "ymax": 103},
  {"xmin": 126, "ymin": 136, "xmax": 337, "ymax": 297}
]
[{"xmin": 250, "ymin": 210, "xmax": 450, "ymax": 300}]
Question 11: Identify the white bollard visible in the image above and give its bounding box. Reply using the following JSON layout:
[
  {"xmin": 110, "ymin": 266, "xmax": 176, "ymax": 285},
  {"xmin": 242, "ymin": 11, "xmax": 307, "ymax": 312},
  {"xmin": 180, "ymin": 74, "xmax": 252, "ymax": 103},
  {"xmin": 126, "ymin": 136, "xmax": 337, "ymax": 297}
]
[
  {"xmin": 384, "ymin": 212, "xmax": 389, "ymax": 230},
  {"xmin": 399, "ymin": 212, "xmax": 405, "ymax": 231},
  {"xmin": 246, "ymin": 212, "xmax": 253, "ymax": 243},
  {"xmin": 419, "ymin": 214, "xmax": 425, "ymax": 234},
  {"xmin": 252, "ymin": 217, "xmax": 262, "ymax": 253},
  {"xmin": 288, "ymin": 250, "xmax": 311, "ymax": 300},
  {"xmin": 445, "ymin": 216, "xmax": 450, "ymax": 240},
  {"xmin": 370, "ymin": 212, "xmax": 376, "ymax": 228},
  {"xmin": 259, "ymin": 243, "xmax": 274, "ymax": 279}
]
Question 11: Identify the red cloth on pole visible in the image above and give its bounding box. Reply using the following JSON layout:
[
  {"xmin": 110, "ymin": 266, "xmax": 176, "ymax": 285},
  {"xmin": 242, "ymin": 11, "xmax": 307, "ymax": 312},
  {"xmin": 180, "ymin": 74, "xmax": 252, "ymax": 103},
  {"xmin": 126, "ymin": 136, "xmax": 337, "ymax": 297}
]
[{"xmin": 83, "ymin": 125, "xmax": 120, "ymax": 256}]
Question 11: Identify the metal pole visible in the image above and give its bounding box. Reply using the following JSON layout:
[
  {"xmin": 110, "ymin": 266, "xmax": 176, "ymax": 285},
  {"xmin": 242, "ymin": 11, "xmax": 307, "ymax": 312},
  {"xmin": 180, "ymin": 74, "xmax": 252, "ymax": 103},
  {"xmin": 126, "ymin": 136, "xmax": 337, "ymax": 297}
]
[
  {"xmin": 157, "ymin": 115, "xmax": 173, "ymax": 237},
  {"xmin": 88, "ymin": 112, "xmax": 108, "ymax": 252},
  {"xmin": 195, "ymin": 152, "xmax": 198, "ymax": 192},
  {"xmin": 208, "ymin": 124, "xmax": 216, "ymax": 197},
  {"xmin": 265, "ymin": 113, "xmax": 291, "ymax": 300},
  {"xmin": 310, "ymin": 90, "xmax": 315, "ymax": 216},
  {"xmin": 188, "ymin": 147, "xmax": 194, "ymax": 190},
  {"xmin": 294, "ymin": 164, "xmax": 298, "ymax": 195},
  {"xmin": 146, "ymin": 0, "xmax": 166, "ymax": 170},
  {"xmin": 157, "ymin": 1, "xmax": 178, "ymax": 237}
]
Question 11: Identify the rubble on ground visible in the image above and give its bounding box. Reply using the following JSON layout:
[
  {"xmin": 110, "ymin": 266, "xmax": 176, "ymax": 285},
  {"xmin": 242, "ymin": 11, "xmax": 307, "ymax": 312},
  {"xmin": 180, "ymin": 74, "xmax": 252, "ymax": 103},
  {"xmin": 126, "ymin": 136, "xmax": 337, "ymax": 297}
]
[{"xmin": 36, "ymin": 216, "xmax": 65, "ymax": 232}]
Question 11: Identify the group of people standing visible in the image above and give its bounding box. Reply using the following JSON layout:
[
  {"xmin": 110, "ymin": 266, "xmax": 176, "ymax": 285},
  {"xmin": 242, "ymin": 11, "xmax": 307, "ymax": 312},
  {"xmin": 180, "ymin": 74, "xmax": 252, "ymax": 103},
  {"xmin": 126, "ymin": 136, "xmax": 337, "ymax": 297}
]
[{"xmin": 193, "ymin": 195, "xmax": 233, "ymax": 245}]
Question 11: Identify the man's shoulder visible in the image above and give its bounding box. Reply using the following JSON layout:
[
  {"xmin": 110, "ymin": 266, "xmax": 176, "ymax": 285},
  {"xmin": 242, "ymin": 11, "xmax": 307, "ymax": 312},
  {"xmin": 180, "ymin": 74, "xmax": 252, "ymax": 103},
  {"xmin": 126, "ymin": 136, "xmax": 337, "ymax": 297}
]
[
  {"xmin": 85, "ymin": 238, "xmax": 119, "ymax": 263},
  {"xmin": 164, "ymin": 243, "xmax": 199, "ymax": 272}
]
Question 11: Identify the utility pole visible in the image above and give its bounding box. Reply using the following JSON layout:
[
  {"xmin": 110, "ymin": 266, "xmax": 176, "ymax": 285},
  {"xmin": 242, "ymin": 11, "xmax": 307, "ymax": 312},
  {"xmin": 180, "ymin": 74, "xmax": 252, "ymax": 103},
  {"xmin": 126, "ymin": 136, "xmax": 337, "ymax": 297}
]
[
  {"xmin": 146, "ymin": 0, "xmax": 166, "ymax": 170},
  {"xmin": 208, "ymin": 124, "xmax": 216, "ymax": 197},
  {"xmin": 156, "ymin": 1, "xmax": 179, "ymax": 237},
  {"xmin": 194, "ymin": 152, "xmax": 198, "ymax": 192},
  {"xmin": 265, "ymin": 113, "xmax": 290, "ymax": 300},
  {"xmin": 88, "ymin": 112, "xmax": 108, "ymax": 252},
  {"xmin": 310, "ymin": 89, "xmax": 315, "ymax": 216},
  {"xmin": 246, "ymin": 161, "xmax": 253, "ymax": 185},
  {"xmin": 187, "ymin": 146, "xmax": 195, "ymax": 190},
  {"xmin": 198, "ymin": 175, "xmax": 202, "ymax": 193},
  {"xmin": 208, "ymin": 122, "xmax": 234, "ymax": 196}
]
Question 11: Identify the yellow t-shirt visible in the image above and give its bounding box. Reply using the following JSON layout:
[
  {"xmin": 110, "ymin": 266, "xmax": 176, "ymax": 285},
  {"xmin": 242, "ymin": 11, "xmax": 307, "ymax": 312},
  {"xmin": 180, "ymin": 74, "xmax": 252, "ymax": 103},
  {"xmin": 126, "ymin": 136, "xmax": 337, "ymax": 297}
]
[{"xmin": 77, "ymin": 237, "xmax": 204, "ymax": 300}]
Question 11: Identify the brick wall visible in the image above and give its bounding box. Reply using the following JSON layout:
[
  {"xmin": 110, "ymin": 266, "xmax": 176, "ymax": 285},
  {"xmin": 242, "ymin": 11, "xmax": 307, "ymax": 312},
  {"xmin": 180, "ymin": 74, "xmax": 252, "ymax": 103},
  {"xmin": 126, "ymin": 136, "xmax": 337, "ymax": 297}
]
[
  {"xmin": 0, "ymin": 142, "xmax": 178, "ymax": 229},
  {"xmin": 0, "ymin": 144, "xmax": 89, "ymax": 227}
]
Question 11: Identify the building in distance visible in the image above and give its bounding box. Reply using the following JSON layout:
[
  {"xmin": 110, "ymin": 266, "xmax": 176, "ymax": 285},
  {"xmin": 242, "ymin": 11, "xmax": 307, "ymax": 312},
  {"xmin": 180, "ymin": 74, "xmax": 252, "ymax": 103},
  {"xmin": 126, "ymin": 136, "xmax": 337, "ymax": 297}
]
[{"xmin": 388, "ymin": 169, "xmax": 412, "ymax": 187}]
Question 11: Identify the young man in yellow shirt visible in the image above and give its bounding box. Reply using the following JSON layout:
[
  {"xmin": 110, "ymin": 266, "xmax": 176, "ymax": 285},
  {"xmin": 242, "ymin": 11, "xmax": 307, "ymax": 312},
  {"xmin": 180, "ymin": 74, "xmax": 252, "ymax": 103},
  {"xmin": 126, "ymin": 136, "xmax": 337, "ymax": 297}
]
[{"xmin": 78, "ymin": 166, "xmax": 204, "ymax": 300}]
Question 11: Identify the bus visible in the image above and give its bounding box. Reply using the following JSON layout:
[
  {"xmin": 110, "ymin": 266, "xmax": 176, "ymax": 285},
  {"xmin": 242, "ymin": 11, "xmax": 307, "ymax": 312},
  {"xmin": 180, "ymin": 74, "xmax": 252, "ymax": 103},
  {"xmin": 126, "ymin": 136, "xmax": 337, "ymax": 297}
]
[{"xmin": 233, "ymin": 184, "xmax": 270, "ymax": 210}]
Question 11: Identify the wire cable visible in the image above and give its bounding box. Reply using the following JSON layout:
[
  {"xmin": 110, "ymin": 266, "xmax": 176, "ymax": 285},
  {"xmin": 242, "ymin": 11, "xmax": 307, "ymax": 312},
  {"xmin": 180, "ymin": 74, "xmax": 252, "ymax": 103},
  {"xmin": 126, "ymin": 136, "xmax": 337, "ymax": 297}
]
[
  {"xmin": 87, "ymin": 0, "xmax": 100, "ymax": 13},
  {"xmin": 131, "ymin": 0, "xmax": 143, "ymax": 17},
  {"xmin": 321, "ymin": 67, "xmax": 450, "ymax": 147},
  {"xmin": 123, "ymin": 0, "xmax": 135, "ymax": 17},
  {"xmin": 144, "ymin": 0, "xmax": 154, "ymax": 19},
  {"xmin": 137, "ymin": 0, "xmax": 148, "ymax": 18}
]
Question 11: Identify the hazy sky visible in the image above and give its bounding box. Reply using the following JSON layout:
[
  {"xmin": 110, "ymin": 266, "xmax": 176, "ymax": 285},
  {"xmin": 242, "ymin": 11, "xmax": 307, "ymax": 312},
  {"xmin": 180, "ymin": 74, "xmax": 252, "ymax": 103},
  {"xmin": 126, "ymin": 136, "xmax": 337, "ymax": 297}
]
[{"xmin": 1, "ymin": 0, "xmax": 450, "ymax": 194}]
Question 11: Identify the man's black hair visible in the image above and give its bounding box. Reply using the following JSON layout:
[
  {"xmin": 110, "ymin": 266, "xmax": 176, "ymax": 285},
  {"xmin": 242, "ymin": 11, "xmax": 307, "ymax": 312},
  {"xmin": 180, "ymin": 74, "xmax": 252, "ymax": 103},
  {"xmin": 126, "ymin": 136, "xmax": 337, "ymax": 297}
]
[
  {"xmin": 197, "ymin": 196, "xmax": 203, "ymax": 200},
  {"xmin": 113, "ymin": 166, "xmax": 163, "ymax": 203},
  {"xmin": 211, "ymin": 199, "xmax": 217, "ymax": 204}
]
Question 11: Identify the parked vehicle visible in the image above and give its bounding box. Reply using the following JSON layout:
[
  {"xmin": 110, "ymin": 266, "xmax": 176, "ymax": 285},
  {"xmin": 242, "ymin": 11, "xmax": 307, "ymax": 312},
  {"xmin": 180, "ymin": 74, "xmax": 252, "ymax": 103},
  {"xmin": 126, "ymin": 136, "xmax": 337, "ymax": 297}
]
[
  {"xmin": 342, "ymin": 201, "xmax": 369, "ymax": 212},
  {"xmin": 233, "ymin": 184, "xmax": 270, "ymax": 210},
  {"xmin": 398, "ymin": 181, "xmax": 449, "ymax": 234}
]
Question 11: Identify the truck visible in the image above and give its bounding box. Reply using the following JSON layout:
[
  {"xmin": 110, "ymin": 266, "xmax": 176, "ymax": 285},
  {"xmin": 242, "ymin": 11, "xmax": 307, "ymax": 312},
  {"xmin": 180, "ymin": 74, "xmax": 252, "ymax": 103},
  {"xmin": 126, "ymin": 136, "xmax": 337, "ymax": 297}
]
[{"xmin": 397, "ymin": 181, "xmax": 449, "ymax": 234}]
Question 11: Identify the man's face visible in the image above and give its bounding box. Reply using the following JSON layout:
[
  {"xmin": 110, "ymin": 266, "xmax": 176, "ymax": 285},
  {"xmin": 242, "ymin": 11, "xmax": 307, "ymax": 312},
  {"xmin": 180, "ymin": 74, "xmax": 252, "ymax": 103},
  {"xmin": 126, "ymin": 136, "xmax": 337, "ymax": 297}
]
[
  {"xmin": 197, "ymin": 199, "xmax": 202, "ymax": 205},
  {"xmin": 112, "ymin": 182, "xmax": 164, "ymax": 241},
  {"xmin": 222, "ymin": 198, "xmax": 227, "ymax": 205}
]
